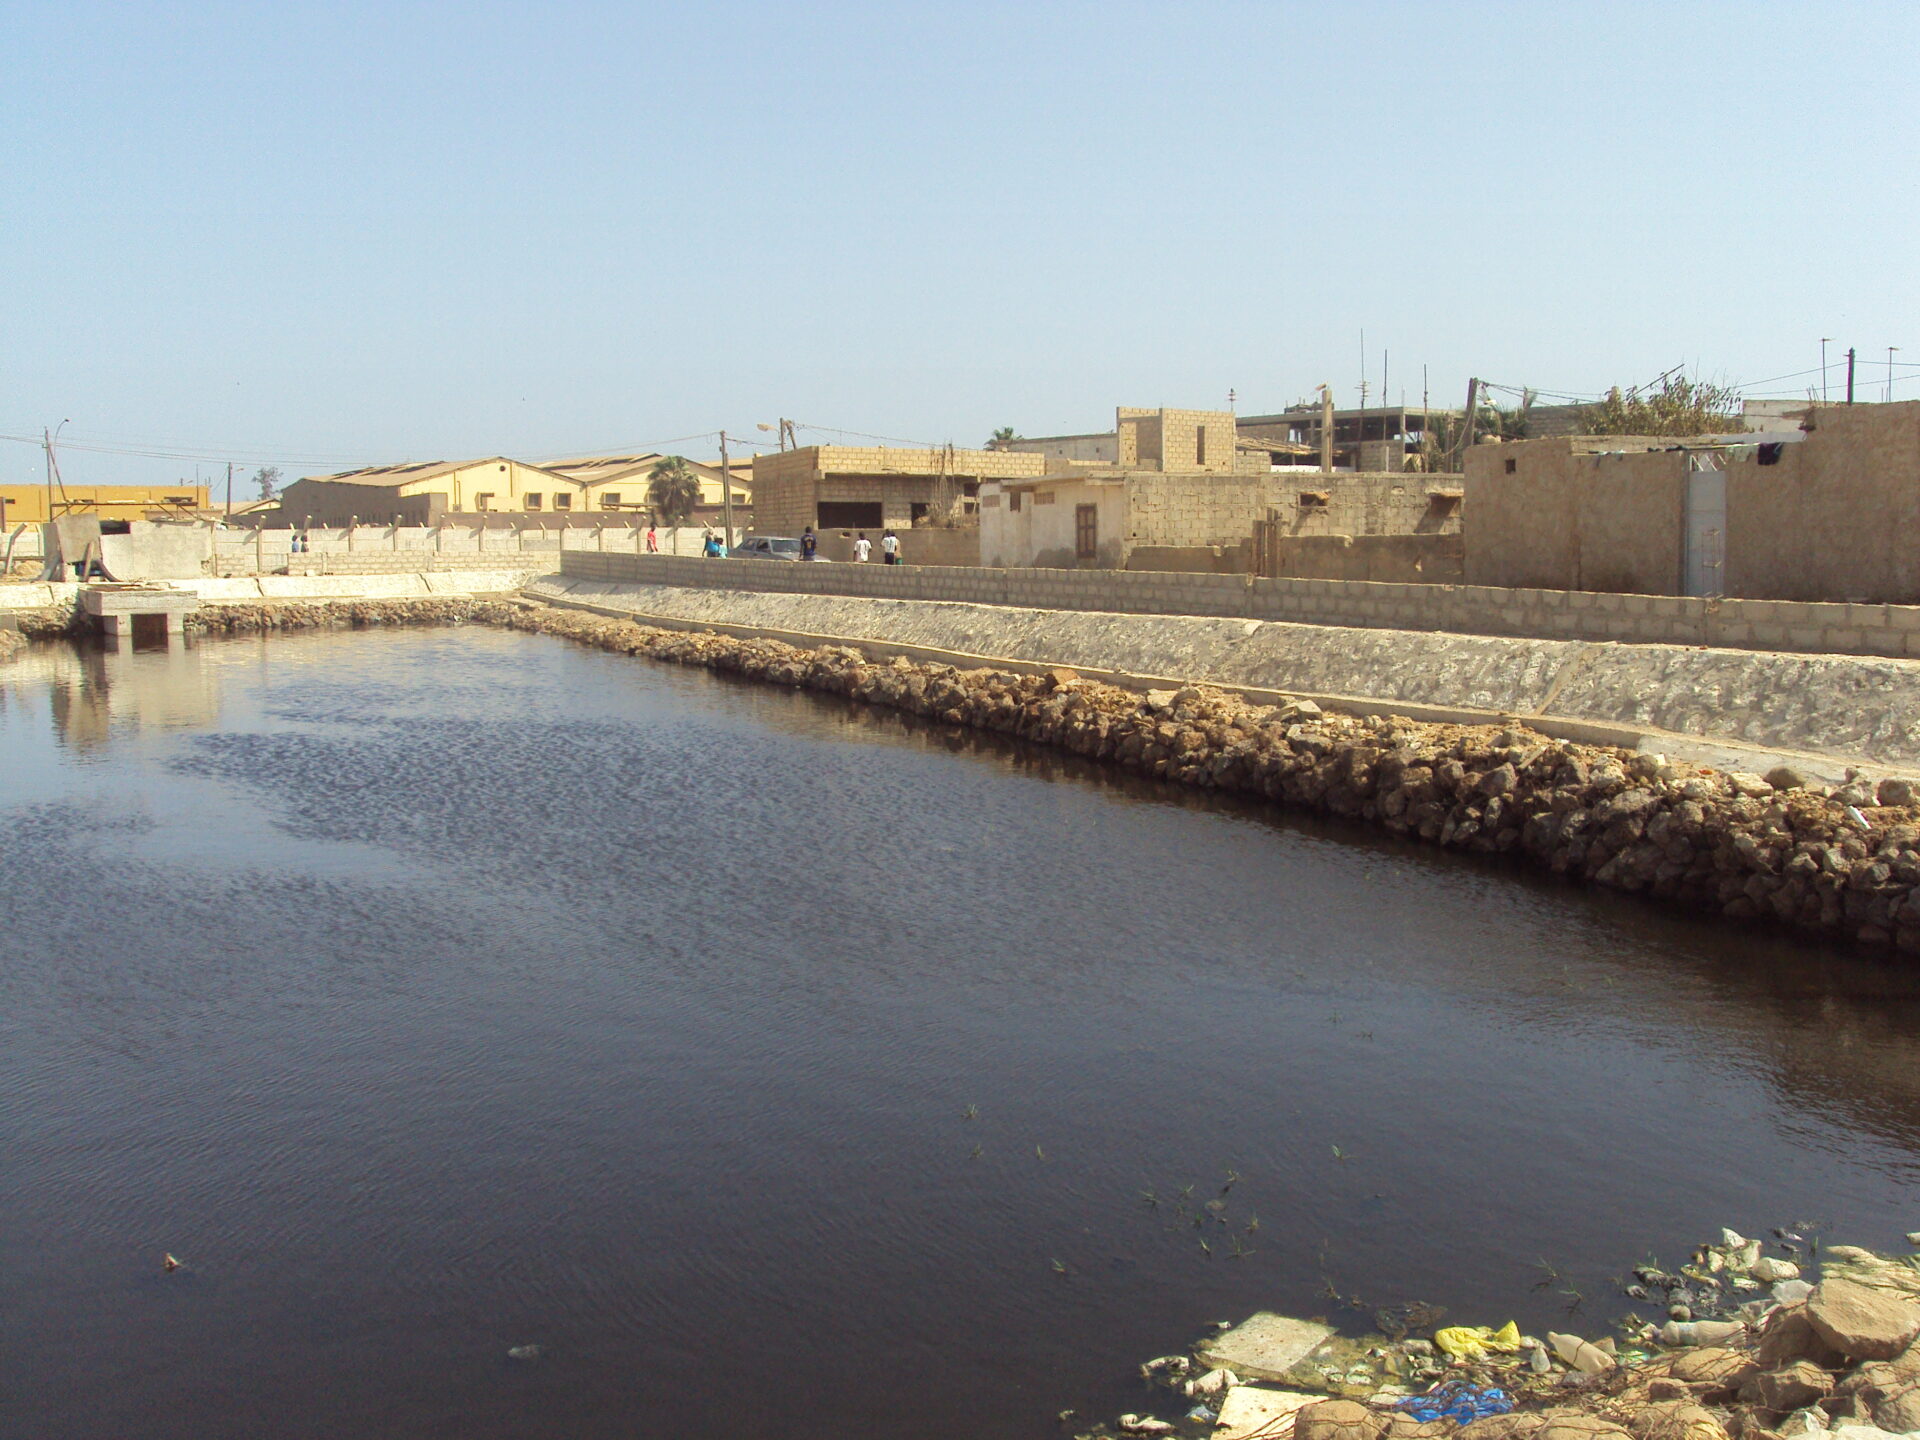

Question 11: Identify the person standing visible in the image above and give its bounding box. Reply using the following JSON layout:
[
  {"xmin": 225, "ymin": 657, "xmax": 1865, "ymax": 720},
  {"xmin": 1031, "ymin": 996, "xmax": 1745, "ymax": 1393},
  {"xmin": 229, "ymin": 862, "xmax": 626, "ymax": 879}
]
[
  {"xmin": 881, "ymin": 529, "xmax": 900, "ymax": 565},
  {"xmin": 645, "ymin": 523, "xmax": 658, "ymax": 553},
  {"xmin": 853, "ymin": 531, "xmax": 872, "ymax": 563},
  {"xmin": 800, "ymin": 525, "xmax": 818, "ymax": 561}
]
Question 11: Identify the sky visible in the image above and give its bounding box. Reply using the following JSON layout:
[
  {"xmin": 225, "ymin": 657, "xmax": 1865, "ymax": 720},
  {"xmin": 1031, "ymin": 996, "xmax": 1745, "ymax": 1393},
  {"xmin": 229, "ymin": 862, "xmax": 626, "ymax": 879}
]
[{"xmin": 7, "ymin": 0, "xmax": 1919, "ymax": 490}]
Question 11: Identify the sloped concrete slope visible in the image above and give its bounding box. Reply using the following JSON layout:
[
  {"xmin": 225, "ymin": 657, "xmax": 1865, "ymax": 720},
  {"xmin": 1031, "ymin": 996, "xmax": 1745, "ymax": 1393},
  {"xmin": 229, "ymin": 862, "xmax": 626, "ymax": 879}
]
[{"xmin": 528, "ymin": 579, "xmax": 1920, "ymax": 767}]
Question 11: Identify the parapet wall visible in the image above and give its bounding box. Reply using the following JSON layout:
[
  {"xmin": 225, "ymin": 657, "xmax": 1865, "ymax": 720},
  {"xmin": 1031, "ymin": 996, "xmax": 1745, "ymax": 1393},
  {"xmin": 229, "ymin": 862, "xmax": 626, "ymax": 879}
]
[{"xmin": 558, "ymin": 551, "xmax": 1920, "ymax": 661}]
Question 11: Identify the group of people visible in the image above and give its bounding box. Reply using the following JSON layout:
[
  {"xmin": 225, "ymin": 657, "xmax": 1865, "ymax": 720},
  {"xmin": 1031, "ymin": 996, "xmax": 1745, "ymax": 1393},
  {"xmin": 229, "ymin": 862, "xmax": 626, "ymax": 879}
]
[
  {"xmin": 842, "ymin": 528, "xmax": 901, "ymax": 564},
  {"xmin": 650, "ymin": 521, "xmax": 904, "ymax": 563},
  {"xmin": 792, "ymin": 526, "xmax": 903, "ymax": 564}
]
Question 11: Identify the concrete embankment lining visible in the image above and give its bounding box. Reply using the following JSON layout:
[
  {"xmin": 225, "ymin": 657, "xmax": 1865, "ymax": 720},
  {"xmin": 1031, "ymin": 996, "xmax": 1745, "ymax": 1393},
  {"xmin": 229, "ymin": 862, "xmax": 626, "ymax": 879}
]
[
  {"xmin": 0, "ymin": 572, "xmax": 537, "ymax": 611},
  {"xmin": 525, "ymin": 577, "xmax": 1920, "ymax": 778}
]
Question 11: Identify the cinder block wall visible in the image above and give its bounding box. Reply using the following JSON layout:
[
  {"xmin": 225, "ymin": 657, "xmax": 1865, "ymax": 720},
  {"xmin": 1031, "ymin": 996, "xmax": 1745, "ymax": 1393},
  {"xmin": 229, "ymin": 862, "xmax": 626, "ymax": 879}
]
[{"xmin": 557, "ymin": 550, "xmax": 1920, "ymax": 660}]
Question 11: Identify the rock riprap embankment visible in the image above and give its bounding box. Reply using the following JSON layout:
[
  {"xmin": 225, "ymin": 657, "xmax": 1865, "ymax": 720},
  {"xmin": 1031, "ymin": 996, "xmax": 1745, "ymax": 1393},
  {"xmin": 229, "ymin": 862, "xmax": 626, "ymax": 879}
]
[
  {"xmin": 496, "ymin": 605, "xmax": 1920, "ymax": 955},
  {"xmin": 1112, "ymin": 1240, "xmax": 1920, "ymax": 1440}
]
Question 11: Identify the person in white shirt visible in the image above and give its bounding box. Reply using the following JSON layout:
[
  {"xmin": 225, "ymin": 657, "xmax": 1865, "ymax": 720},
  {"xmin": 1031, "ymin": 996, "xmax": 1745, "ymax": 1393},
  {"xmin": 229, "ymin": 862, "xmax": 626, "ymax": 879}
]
[
  {"xmin": 853, "ymin": 532, "xmax": 872, "ymax": 562},
  {"xmin": 881, "ymin": 529, "xmax": 901, "ymax": 565}
]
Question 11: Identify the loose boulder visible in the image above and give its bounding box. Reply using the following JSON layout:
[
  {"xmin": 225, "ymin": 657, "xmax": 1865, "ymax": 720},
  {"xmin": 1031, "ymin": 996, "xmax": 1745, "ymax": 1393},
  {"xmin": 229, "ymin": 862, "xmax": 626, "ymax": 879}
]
[{"xmin": 1807, "ymin": 1280, "xmax": 1920, "ymax": 1362}]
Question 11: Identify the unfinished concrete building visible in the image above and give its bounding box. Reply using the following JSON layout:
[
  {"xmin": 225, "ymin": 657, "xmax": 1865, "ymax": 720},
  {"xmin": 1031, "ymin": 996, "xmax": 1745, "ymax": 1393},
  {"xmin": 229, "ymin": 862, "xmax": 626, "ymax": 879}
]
[
  {"xmin": 1236, "ymin": 404, "xmax": 1458, "ymax": 472},
  {"xmin": 748, "ymin": 444, "xmax": 1046, "ymax": 537}
]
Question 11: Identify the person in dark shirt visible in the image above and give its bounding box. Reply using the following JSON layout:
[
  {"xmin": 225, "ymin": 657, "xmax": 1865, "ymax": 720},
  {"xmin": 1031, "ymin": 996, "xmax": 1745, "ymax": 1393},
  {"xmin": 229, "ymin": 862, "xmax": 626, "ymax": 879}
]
[{"xmin": 801, "ymin": 526, "xmax": 818, "ymax": 560}]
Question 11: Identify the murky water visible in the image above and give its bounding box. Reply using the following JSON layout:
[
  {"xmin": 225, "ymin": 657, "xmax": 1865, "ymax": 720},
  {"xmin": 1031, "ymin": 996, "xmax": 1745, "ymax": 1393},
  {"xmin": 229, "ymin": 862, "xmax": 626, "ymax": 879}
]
[{"xmin": 7, "ymin": 627, "xmax": 1920, "ymax": 1440}]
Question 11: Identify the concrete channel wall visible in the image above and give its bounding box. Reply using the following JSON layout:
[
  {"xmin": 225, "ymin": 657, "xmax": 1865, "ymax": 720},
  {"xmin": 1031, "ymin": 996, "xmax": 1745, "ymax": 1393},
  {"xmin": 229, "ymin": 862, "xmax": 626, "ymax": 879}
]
[
  {"xmin": 529, "ymin": 576, "xmax": 1920, "ymax": 773},
  {"xmin": 558, "ymin": 551, "xmax": 1920, "ymax": 660}
]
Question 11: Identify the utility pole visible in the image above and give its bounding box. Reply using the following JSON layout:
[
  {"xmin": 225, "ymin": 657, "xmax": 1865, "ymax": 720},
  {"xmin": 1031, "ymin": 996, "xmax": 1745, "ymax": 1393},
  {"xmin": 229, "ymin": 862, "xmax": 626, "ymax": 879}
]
[
  {"xmin": 1457, "ymin": 377, "xmax": 1481, "ymax": 472},
  {"xmin": 1358, "ymin": 328, "xmax": 1368, "ymax": 410},
  {"xmin": 718, "ymin": 430, "xmax": 735, "ymax": 550},
  {"xmin": 1318, "ymin": 383, "xmax": 1334, "ymax": 473},
  {"xmin": 226, "ymin": 461, "xmax": 234, "ymax": 519},
  {"xmin": 1847, "ymin": 348, "xmax": 1857, "ymax": 405}
]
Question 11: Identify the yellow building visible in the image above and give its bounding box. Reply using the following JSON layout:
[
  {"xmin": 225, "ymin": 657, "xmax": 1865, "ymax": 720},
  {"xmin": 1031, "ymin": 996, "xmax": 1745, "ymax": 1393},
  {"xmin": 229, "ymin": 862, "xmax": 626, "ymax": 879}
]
[
  {"xmin": 0, "ymin": 482, "xmax": 210, "ymax": 527},
  {"xmin": 278, "ymin": 457, "xmax": 586, "ymax": 525},
  {"xmin": 540, "ymin": 454, "xmax": 752, "ymax": 517}
]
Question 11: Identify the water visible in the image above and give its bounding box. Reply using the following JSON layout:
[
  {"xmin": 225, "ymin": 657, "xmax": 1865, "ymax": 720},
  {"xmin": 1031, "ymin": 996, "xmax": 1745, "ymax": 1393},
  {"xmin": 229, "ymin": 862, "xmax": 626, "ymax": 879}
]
[{"xmin": 6, "ymin": 627, "xmax": 1920, "ymax": 1440}]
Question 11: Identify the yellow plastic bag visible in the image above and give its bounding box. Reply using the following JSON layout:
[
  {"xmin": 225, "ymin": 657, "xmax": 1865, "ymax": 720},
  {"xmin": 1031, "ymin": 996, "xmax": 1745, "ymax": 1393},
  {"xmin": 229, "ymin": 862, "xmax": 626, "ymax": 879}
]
[{"xmin": 1433, "ymin": 1321, "xmax": 1522, "ymax": 1360}]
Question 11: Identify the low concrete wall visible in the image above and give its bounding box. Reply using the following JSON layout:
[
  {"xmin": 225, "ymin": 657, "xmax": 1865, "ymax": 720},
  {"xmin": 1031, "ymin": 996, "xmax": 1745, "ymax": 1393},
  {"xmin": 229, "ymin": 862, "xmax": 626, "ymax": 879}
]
[
  {"xmin": 527, "ymin": 577, "xmax": 1920, "ymax": 771},
  {"xmin": 558, "ymin": 550, "xmax": 1920, "ymax": 660}
]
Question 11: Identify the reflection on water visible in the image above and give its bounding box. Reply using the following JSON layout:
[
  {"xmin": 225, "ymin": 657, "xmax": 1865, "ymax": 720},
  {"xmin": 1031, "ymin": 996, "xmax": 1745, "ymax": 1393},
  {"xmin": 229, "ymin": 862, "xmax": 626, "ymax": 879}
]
[{"xmin": 5, "ymin": 627, "xmax": 1920, "ymax": 1440}]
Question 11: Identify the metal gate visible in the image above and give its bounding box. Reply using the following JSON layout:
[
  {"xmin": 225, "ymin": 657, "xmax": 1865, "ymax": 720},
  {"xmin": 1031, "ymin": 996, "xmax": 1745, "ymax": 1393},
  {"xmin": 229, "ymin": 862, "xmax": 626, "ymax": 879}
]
[{"xmin": 1683, "ymin": 454, "xmax": 1727, "ymax": 598}]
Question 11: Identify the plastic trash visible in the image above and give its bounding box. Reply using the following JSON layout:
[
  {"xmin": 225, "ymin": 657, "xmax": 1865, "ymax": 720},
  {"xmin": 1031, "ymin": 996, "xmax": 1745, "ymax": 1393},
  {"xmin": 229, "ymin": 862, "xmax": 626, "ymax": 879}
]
[
  {"xmin": 1187, "ymin": 1405, "xmax": 1219, "ymax": 1424},
  {"xmin": 1396, "ymin": 1382, "xmax": 1515, "ymax": 1425},
  {"xmin": 1657, "ymin": 1320, "xmax": 1744, "ymax": 1348},
  {"xmin": 1548, "ymin": 1332, "xmax": 1618, "ymax": 1374},
  {"xmin": 1434, "ymin": 1322, "xmax": 1522, "ymax": 1360},
  {"xmin": 507, "ymin": 1344, "xmax": 543, "ymax": 1361}
]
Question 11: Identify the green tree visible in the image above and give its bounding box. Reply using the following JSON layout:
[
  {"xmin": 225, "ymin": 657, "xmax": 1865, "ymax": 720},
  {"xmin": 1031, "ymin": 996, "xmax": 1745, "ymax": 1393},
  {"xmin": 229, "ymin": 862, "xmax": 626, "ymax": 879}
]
[
  {"xmin": 647, "ymin": 456, "xmax": 702, "ymax": 523},
  {"xmin": 987, "ymin": 426, "xmax": 1022, "ymax": 450},
  {"xmin": 1579, "ymin": 370, "xmax": 1742, "ymax": 437},
  {"xmin": 252, "ymin": 466, "xmax": 281, "ymax": 502}
]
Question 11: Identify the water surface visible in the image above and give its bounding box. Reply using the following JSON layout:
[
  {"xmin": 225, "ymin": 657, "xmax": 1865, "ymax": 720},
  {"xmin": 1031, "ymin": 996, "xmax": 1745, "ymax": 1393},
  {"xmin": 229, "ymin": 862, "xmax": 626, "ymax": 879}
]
[{"xmin": 6, "ymin": 628, "xmax": 1920, "ymax": 1440}]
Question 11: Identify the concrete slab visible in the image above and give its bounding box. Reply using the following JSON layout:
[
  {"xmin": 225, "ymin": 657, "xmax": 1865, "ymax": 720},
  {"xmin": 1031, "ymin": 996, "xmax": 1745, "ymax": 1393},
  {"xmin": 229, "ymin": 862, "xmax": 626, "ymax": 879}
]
[
  {"xmin": 0, "ymin": 583, "xmax": 62, "ymax": 609},
  {"xmin": 1197, "ymin": 1313, "xmax": 1336, "ymax": 1383},
  {"xmin": 80, "ymin": 585, "xmax": 200, "ymax": 619},
  {"xmin": 179, "ymin": 579, "xmax": 266, "ymax": 601},
  {"xmin": 421, "ymin": 570, "xmax": 540, "ymax": 595},
  {"xmin": 1214, "ymin": 1387, "xmax": 1322, "ymax": 1440},
  {"xmin": 256, "ymin": 574, "xmax": 429, "ymax": 600}
]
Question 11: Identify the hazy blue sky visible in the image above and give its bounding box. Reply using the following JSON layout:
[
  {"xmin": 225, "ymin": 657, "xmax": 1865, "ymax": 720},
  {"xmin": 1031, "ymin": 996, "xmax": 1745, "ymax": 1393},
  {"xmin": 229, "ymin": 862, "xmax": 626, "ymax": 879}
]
[{"xmin": 8, "ymin": 1, "xmax": 1918, "ymax": 488}]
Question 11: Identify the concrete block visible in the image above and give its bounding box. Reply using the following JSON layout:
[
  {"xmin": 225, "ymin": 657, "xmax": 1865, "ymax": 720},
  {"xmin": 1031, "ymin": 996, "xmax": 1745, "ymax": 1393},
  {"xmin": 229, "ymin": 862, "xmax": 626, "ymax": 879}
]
[
  {"xmin": 1214, "ymin": 1389, "xmax": 1323, "ymax": 1440},
  {"xmin": 1197, "ymin": 1313, "xmax": 1336, "ymax": 1383}
]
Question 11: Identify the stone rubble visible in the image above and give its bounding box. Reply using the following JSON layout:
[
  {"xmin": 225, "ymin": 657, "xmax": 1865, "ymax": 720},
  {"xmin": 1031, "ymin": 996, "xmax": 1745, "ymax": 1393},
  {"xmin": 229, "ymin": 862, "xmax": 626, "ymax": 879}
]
[{"xmin": 1106, "ymin": 1239, "xmax": 1920, "ymax": 1440}]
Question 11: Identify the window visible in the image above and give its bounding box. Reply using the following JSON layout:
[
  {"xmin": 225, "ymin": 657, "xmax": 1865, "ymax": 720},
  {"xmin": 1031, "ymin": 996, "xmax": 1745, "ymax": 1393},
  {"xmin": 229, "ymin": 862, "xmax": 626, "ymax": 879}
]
[
  {"xmin": 818, "ymin": 501, "xmax": 882, "ymax": 528},
  {"xmin": 603, "ymin": 492, "xmax": 622, "ymax": 508},
  {"xmin": 526, "ymin": 493, "xmax": 544, "ymax": 510},
  {"xmin": 1195, "ymin": 428, "xmax": 1207, "ymax": 466},
  {"xmin": 1298, "ymin": 492, "xmax": 1329, "ymax": 510},
  {"xmin": 1075, "ymin": 503, "xmax": 1098, "ymax": 560},
  {"xmin": 1032, "ymin": 491, "xmax": 1056, "ymax": 505},
  {"xmin": 1009, "ymin": 491, "xmax": 1022, "ymax": 512},
  {"xmin": 475, "ymin": 493, "xmax": 494, "ymax": 511},
  {"xmin": 1504, "ymin": 458, "xmax": 1517, "ymax": 474},
  {"xmin": 555, "ymin": 493, "xmax": 573, "ymax": 510}
]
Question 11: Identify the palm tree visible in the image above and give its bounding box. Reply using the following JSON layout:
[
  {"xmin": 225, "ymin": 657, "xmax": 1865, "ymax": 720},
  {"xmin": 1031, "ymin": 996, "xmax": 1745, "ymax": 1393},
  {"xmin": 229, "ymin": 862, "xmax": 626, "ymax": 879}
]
[
  {"xmin": 987, "ymin": 426, "xmax": 1022, "ymax": 450},
  {"xmin": 647, "ymin": 456, "xmax": 702, "ymax": 523}
]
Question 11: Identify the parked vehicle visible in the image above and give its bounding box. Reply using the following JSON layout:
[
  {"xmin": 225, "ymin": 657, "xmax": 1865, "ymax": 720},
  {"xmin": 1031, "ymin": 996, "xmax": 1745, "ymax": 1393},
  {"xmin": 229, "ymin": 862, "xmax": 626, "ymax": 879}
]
[{"xmin": 731, "ymin": 536, "xmax": 830, "ymax": 561}]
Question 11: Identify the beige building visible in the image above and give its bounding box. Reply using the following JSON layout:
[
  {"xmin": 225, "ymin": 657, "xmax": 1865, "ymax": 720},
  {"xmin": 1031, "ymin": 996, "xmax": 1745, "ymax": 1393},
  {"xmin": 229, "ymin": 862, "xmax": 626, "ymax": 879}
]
[
  {"xmin": 750, "ymin": 443, "xmax": 1046, "ymax": 536},
  {"xmin": 280, "ymin": 458, "xmax": 585, "ymax": 525},
  {"xmin": 1461, "ymin": 401, "xmax": 1920, "ymax": 601},
  {"xmin": 981, "ymin": 406, "xmax": 1462, "ymax": 569},
  {"xmin": 540, "ymin": 454, "xmax": 751, "ymax": 519}
]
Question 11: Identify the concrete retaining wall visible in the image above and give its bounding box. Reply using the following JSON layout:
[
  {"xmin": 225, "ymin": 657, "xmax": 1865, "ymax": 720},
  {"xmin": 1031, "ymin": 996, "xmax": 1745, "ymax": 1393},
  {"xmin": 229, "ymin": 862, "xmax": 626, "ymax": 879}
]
[
  {"xmin": 527, "ymin": 577, "xmax": 1920, "ymax": 771},
  {"xmin": 559, "ymin": 550, "xmax": 1920, "ymax": 660},
  {"xmin": 0, "ymin": 571, "xmax": 537, "ymax": 611}
]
